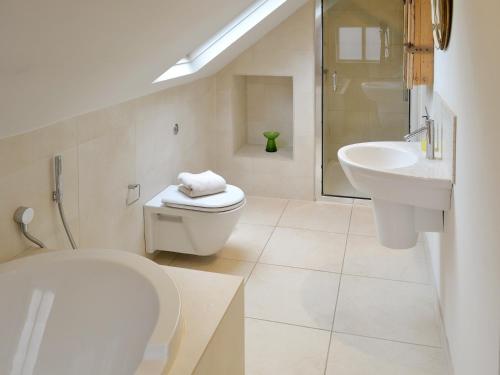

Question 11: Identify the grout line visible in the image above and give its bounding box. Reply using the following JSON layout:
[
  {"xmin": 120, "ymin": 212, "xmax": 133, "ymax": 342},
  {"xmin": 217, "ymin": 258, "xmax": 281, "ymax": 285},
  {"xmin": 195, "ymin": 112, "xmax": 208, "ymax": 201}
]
[
  {"xmin": 275, "ymin": 224, "xmax": 349, "ymax": 236},
  {"xmin": 237, "ymin": 221, "xmax": 277, "ymax": 229},
  {"xmin": 344, "ymin": 231, "xmax": 378, "ymax": 238},
  {"xmin": 323, "ymin": 201, "xmax": 353, "ymax": 375},
  {"xmin": 340, "ymin": 272, "xmax": 432, "ymax": 286},
  {"xmin": 255, "ymin": 261, "xmax": 342, "ymax": 275},
  {"xmin": 245, "ymin": 316, "xmax": 331, "ymax": 333},
  {"xmin": 213, "ymin": 257, "xmax": 257, "ymax": 265},
  {"xmin": 345, "ymin": 231, "xmax": 425, "ymax": 244},
  {"xmin": 245, "ymin": 199, "xmax": 290, "ymax": 284},
  {"xmin": 211, "ymin": 254, "xmax": 432, "ymax": 287},
  {"xmin": 274, "ymin": 198, "xmax": 290, "ymax": 227},
  {"xmin": 332, "ymin": 330, "xmax": 444, "ymax": 350},
  {"xmin": 171, "ymin": 252, "xmax": 257, "ymax": 266}
]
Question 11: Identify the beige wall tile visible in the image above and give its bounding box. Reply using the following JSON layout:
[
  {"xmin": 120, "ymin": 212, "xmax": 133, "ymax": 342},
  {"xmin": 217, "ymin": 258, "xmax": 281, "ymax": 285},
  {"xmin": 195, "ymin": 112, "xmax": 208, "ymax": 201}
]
[
  {"xmin": 193, "ymin": 285, "xmax": 244, "ymax": 375},
  {"xmin": 0, "ymin": 120, "xmax": 77, "ymax": 178},
  {"xmin": 0, "ymin": 2, "xmax": 316, "ymax": 261},
  {"xmin": 213, "ymin": 2, "xmax": 315, "ymax": 200},
  {"xmin": 0, "ymin": 147, "xmax": 79, "ymax": 261},
  {"xmin": 246, "ymin": 75, "xmax": 293, "ymax": 147},
  {"xmin": 0, "ymin": 78, "xmax": 215, "ymax": 261}
]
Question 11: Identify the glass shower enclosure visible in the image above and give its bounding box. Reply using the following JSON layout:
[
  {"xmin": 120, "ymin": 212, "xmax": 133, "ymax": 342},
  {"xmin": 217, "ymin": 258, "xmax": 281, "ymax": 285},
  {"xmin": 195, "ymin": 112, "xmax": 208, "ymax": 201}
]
[{"xmin": 321, "ymin": 0, "xmax": 410, "ymax": 198}]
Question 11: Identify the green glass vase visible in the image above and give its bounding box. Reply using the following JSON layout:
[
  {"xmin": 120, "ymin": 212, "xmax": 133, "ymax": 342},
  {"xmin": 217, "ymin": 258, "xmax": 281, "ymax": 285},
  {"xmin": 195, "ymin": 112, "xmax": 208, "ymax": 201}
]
[{"xmin": 263, "ymin": 131, "xmax": 280, "ymax": 152}]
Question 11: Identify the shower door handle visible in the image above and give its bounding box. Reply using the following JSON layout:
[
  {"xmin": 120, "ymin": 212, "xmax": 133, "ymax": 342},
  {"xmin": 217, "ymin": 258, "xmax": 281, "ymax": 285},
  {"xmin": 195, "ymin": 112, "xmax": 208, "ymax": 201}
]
[
  {"xmin": 332, "ymin": 71, "xmax": 337, "ymax": 92},
  {"xmin": 403, "ymin": 88, "xmax": 409, "ymax": 102}
]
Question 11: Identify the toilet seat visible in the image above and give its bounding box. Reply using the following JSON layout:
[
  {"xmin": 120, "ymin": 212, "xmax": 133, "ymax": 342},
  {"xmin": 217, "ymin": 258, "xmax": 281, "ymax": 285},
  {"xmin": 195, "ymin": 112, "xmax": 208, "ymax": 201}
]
[{"xmin": 160, "ymin": 184, "xmax": 245, "ymax": 213}]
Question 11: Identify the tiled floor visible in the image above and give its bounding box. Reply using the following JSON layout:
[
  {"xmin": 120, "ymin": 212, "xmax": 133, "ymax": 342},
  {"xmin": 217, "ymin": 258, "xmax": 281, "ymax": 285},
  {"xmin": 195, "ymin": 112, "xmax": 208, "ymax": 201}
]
[{"xmin": 155, "ymin": 196, "xmax": 449, "ymax": 375}]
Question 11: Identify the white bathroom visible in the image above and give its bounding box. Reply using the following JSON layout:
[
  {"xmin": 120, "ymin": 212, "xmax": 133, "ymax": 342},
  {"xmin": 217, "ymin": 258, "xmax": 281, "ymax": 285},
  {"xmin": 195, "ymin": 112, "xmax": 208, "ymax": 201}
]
[{"xmin": 0, "ymin": 0, "xmax": 499, "ymax": 374}]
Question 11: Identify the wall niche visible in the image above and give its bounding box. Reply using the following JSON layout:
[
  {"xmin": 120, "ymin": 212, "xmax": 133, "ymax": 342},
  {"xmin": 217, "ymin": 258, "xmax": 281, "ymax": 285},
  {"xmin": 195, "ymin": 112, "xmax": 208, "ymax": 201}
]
[{"xmin": 232, "ymin": 75, "xmax": 293, "ymax": 159}]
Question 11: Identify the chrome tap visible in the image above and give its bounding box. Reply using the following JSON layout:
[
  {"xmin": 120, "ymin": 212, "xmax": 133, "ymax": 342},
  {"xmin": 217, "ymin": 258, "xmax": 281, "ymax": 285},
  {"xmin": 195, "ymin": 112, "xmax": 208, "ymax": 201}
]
[{"xmin": 404, "ymin": 107, "xmax": 435, "ymax": 160}]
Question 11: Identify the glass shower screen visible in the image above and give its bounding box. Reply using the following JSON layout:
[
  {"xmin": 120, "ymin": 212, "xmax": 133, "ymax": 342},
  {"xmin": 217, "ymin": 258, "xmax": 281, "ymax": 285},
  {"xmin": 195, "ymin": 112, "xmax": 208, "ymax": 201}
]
[{"xmin": 321, "ymin": 0, "xmax": 410, "ymax": 198}]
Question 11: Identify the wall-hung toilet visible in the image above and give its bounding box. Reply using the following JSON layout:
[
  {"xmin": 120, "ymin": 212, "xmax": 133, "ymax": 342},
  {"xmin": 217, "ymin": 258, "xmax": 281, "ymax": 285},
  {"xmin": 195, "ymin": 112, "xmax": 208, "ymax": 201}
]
[{"xmin": 144, "ymin": 185, "xmax": 245, "ymax": 256}]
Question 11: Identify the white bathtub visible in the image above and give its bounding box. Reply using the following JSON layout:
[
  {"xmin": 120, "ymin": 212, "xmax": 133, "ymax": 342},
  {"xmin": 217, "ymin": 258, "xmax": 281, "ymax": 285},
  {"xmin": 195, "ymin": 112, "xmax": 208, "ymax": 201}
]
[{"xmin": 0, "ymin": 249, "xmax": 181, "ymax": 375}]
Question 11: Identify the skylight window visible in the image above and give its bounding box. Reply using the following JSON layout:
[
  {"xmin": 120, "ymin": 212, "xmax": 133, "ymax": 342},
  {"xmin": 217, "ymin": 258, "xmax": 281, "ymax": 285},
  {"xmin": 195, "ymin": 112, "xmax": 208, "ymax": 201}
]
[{"xmin": 154, "ymin": 0, "xmax": 287, "ymax": 83}]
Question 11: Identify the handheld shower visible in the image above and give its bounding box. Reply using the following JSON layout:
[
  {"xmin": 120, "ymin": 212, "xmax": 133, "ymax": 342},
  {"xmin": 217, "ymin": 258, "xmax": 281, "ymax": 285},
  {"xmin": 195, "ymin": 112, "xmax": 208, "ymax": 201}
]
[
  {"xmin": 54, "ymin": 155, "xmax": 63, "ymax": 203},
  {"xmin": 53, "ymin": 155, "xmax": 78, "ymax": 249}
]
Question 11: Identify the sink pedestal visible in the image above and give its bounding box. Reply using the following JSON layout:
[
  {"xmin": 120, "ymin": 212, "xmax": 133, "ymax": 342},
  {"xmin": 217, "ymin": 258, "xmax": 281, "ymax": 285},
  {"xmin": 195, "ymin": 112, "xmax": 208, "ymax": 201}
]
[
  {"xmin": 338, "ymin": 141, "xmax": 453, "ymax": 249},
  {"xmin": 372, "ymin": 198, "xmax": 444, "ymax": 249}
]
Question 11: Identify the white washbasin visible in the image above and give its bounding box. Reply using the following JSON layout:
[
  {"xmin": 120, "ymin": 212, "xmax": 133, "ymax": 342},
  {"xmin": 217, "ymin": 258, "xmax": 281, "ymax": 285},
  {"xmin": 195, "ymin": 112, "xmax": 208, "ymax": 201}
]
[
  {"xmin": 338, "ymin": 142, "xmax": 453, "ymax": 249},
  {"xmin": 340, "ymin": 144, "xmax": 418, "ymax": 170},
  {"xmin": 0, "ymin": 249, "xmax": 181, "ymax": 375}
]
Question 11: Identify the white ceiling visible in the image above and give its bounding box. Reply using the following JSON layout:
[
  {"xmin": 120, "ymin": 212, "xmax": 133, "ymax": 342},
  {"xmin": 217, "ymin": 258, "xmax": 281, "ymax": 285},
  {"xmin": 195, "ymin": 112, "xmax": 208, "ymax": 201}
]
[{"xmin": 0, "ymin": 0, "xmax": 261, "ymax": 138}]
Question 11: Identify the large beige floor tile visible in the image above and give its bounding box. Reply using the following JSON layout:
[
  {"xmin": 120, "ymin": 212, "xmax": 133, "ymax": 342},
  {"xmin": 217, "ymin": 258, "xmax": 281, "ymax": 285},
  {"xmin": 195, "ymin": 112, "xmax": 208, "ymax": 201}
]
[
  {"xmin": 343, "ymin": 235, "xmax": 429, "ymax": 284},
  {"xmin": 334, "ymin": 275, "xmax": 441, "ymax": 346},
  {"xmin": 260, "ymin": 227, "xmax": 346, "ymax": 272},
  {"xmin": 246, "ymin": 318, "xmax": 330, "ymax": 375},
  {"xmin": 218, "ymin": 223, "xmax": 274, "ymax": 262},
  {"xmin": 349, "ymin": 204, "xmax": 377, "ymax": 236},
  {"xmin": 239, "ymin": 196, "xmax": 288, "ymax": 226},
  {"xmin": 326, "ymin": 333, "xmax": 448, "ymax": 375},
  {"xmin": 245, "ymin": 264, "xmax": 340, "ymax": 329},
  {"xmin": 171, "ymin": 255, "xmax": 254, "ymax": 282},
  {"xmin": 278, "ymin": 200, "xmax": 352, "ymax": 233}
]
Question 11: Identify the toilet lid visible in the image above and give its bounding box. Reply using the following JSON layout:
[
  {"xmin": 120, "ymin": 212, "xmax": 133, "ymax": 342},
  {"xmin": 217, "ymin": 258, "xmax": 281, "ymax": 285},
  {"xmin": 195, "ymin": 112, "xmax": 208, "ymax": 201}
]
[{"xmin": 160, "ymin": 184, "xmax": 245, "ymax": 212}]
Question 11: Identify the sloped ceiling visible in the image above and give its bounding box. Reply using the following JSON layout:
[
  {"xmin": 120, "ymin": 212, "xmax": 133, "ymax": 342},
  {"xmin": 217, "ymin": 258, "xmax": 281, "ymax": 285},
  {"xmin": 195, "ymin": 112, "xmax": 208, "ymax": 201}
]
[{"xmin": 0, "ymin": 0, "xmax": 260, "ymax": 138}]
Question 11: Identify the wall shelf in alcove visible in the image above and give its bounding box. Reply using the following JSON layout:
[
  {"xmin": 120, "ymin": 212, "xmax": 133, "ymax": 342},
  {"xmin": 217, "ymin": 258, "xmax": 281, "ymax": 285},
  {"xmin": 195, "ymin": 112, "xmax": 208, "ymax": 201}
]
[{"xmin": 232, "ymin": 75, "xmax": 294, "ymax": 160}]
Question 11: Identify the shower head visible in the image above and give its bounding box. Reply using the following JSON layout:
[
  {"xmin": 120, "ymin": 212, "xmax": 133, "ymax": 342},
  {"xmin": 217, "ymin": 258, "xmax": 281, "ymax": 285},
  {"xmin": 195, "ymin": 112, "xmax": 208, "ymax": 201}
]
[
  {"xmin": 55, "ymin": 155, "xmax": 62, "ymax": 176},
  {"xmin": 53, "ymin": 155, "xmax": 63, "ymax": 203}
]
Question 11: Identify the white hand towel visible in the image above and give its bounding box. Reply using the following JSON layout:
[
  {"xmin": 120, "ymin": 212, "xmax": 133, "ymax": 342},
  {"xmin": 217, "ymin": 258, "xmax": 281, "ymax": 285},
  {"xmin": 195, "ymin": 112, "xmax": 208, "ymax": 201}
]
[{"xmin": 177, "ymin": 170, "xmax": 227, "ymax": 198}]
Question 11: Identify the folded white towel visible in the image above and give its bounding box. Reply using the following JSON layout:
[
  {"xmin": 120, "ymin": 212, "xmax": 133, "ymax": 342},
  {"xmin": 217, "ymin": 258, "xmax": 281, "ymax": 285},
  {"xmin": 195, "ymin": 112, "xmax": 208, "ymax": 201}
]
[{"xmin": 177, "ymin": 170, "xmax": 227, "ymax": 198}]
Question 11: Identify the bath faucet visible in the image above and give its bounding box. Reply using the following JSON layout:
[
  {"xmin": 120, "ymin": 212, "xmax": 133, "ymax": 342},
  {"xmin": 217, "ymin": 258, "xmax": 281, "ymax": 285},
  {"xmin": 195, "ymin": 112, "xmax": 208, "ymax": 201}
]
[
  {"xmin": 13, "ymin": 207, "xmax": 46, "ymax": 248},
  {"xmin": 404, "ymin": 107, "xmax": 435, "ymax": 160}
]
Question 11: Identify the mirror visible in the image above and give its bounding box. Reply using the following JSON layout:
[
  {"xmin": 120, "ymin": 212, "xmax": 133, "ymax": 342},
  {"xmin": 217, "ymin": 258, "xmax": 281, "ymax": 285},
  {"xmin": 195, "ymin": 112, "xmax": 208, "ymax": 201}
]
[{"xmin": 431, "ymin": 0, "xmax": 452, "ymax": 50}]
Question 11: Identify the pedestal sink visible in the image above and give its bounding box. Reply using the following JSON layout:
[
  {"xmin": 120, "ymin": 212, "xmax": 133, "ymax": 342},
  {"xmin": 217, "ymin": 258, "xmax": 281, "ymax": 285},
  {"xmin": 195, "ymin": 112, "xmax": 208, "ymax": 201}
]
[{"xmin": 338, "ymin": 142, "xmax": 453, "ymax": 249}]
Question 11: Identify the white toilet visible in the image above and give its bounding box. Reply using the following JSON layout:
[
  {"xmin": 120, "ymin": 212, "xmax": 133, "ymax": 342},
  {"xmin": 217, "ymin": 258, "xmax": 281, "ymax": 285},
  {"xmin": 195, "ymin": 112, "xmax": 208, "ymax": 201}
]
[{"xmin": 144, "ymin": 185, "xmax": 246, "ymax": 256}]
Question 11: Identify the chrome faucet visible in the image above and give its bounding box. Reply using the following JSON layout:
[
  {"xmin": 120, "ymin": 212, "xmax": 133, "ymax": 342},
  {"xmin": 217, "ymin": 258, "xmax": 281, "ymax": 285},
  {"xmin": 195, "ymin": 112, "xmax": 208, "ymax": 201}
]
[{"xmin": 404, "ymin": 107, "xmax": 435, "ymax": 160}]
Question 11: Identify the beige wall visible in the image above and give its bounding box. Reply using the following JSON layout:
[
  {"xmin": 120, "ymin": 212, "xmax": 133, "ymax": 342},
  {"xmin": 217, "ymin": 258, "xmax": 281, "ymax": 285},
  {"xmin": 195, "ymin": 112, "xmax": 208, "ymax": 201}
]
[
  {"xmin": 0, "ymin": 2, "xmax": 316, "ymax": 261},
  {"xmin": 212, "ymin": 1, "xmax": 315, "ymax": 199},
  {"xmin": 245, "ymin": 75, "xmax": 294, "ymax": 148},
  {"xmin": 0, "ymin": 1, "xmax": 314, "ymax": 261},
  {"xmin": 0, "ymin": 78, "xmax": 215, "ymax": 262},
  {"xmin": 416, "ymin": 1, "xmax": 500, "ymax": 374}
]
